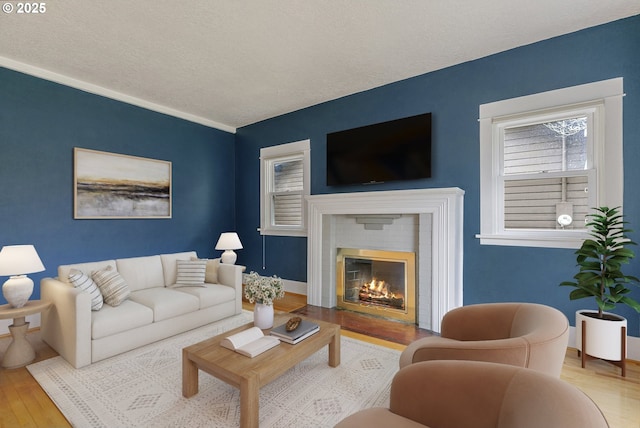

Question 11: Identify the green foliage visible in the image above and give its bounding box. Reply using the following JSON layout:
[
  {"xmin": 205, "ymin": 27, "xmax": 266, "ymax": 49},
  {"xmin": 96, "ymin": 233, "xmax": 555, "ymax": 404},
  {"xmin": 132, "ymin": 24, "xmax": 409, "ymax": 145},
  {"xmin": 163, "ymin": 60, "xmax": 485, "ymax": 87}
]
[{"xmin": 560, "ymin": 206, "xmax": 640, "ymax": 318}]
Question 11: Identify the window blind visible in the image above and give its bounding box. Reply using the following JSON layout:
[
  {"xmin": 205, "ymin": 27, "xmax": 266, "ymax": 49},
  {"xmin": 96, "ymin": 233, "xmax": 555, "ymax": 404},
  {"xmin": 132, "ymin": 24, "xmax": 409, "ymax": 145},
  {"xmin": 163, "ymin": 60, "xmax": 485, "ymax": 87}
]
[{"xmin": 272, "ymin": 158, "xmax": 303, "ymax": 226}]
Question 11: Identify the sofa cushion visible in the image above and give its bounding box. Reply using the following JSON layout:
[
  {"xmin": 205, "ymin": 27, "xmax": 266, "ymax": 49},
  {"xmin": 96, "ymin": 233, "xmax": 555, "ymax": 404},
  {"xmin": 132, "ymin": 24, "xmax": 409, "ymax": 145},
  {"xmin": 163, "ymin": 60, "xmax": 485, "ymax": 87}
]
[
  {"xmin": 68, "ymin": 269, "xmax": 104, "ymax": 311},
  {"xmin": 128, "ymin": 288, "xmax": 199, "ymax": 322},
  {"xmin": 160, "ymin": 251, "xmax": 198, "ymax": 286},
  {"xmin": 91, "ymin": 299, "xmax": 154, "ymax": 339},
  {"xmin": 116, "ymin": 255, "xmax": 165, "ymax": 292},
  {"xmin": 92, "ymin": 265, "xmax": 131, "ymax": 307},
  {"xmin": 174, "ymin": 259, "xmax": 207, "ymax": 287},
  {"xmin": 192, "ymin": 257, "xmax": 220, "ymax": 284},
  {"xmin": 58, "ymin": 260, "xmax": 117, "ymax": 285},
  {"xmin": 173, "ymin": 283, "xmax": 235, "ymax": 309}
]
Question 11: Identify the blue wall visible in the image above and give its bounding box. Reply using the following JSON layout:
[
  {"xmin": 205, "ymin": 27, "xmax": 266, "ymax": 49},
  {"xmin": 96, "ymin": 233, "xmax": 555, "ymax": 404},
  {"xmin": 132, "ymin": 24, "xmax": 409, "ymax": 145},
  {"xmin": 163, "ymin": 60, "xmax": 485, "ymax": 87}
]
[
  {"xmin": 0, "ymin": 67, "xmax": 236, "ymax": 302},
  {"xmin": 235, "ymin": 15, "xmax": 640, "ymax": 335},
  {"xmin": 2, "ymin": 15, "xmax": 638, "ymax": 335}
]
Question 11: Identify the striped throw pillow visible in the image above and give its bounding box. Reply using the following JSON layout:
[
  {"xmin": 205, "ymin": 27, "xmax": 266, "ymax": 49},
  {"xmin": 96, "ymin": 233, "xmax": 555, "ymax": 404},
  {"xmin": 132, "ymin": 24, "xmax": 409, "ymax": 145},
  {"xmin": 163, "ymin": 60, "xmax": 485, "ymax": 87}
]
[
  {"xmin": 68, "ymin": 269, "xmax": 104, "ymax": 311},
  {"xmin": 174, "ymin": 259, "xmax": 207, "ymax": 287},
  {"xmin": 92, "ymin": 265, "xmax": 130, "ymax": 306}
]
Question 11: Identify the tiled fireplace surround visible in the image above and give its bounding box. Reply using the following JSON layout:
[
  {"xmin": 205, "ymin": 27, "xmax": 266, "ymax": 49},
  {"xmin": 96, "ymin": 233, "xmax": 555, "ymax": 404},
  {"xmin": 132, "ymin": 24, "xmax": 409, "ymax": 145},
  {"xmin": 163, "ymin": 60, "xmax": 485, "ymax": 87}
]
[{"xmin": 306, "ymin": 188, "xmax": 464, "ymax": 332}]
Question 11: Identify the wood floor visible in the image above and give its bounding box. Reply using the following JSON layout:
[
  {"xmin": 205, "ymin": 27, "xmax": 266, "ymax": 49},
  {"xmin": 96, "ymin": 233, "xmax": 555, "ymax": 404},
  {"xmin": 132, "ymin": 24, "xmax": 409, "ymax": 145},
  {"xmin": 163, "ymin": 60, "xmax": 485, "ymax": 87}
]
[
  {"xmin": 0, "ymin": 330, "xmax": 68, "ymax": 427},
  {"xmin": 1, "ymin": 293, "xmax": 638, "ymax": 428}
]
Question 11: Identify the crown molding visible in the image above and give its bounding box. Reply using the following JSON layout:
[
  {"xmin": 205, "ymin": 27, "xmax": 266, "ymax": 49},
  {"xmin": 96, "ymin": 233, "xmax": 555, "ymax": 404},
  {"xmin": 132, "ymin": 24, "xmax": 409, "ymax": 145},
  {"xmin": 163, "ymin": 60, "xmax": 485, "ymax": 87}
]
[{"xmin": 0, "ymin": 56, "xmax": 236, "ymax": 134}]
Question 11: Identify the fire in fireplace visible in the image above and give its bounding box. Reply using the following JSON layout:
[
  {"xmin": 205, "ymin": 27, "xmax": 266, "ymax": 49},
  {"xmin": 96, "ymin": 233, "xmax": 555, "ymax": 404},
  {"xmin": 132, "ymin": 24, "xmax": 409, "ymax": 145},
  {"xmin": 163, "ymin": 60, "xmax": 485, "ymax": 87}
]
[
  {"xmin": 337, "ymin": 248, "xmax": 416, "ymax": 323},
  {"xmin": 358, "ymin": 279, "xmax": 405, "ymax": 309}
]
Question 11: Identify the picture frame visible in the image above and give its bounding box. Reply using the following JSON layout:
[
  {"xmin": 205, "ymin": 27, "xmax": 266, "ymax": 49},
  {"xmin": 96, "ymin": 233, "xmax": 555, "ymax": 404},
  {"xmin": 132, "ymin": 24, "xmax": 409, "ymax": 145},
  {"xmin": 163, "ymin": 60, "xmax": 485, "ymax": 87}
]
[{"xmin": 74, "ymin": 147, "xmax": 172, "ymax": 219}]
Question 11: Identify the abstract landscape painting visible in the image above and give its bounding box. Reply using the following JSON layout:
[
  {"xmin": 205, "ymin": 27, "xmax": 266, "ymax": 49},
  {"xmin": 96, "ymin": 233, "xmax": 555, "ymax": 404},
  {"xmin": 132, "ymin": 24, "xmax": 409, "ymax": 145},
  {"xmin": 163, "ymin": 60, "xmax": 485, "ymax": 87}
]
[{"xmin": 74, "ymin": 148, "xmax": 171, "ymax": 218}]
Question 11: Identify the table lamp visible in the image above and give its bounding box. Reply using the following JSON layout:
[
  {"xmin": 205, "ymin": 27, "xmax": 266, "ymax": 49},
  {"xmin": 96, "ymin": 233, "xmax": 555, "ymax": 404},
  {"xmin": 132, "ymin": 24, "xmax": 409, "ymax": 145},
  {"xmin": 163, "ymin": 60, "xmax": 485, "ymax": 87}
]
[
  {"xmin": 0, "ymin": 245, "xmax": 46, "ymax": 308},
  {"xmin": 215, "ymin": 232, "xmax": 243, "ymax": 264}
]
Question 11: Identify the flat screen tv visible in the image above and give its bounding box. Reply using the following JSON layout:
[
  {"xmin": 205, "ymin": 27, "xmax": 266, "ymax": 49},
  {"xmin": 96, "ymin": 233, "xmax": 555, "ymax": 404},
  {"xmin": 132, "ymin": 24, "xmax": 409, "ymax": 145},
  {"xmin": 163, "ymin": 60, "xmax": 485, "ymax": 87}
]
[{"xmin": 326, "ymin": 113, "xmax": 431, "ymax": 186}]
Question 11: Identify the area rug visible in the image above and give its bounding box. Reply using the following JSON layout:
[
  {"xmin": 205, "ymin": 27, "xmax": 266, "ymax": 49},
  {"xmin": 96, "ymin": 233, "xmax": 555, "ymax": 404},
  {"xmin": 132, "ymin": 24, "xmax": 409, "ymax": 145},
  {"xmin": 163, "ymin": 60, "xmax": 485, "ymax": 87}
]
[{"xmin": 28, "ymin": 312, "xmax": 400, "ymax": 427}]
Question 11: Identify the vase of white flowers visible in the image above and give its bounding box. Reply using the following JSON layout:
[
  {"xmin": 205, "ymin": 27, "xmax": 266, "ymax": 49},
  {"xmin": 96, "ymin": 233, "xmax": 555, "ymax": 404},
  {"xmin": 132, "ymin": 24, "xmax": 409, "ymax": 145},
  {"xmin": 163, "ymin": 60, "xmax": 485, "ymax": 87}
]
[{"xmin": 244, "ymin": 271, "xmax": 285, "ymax": 329}]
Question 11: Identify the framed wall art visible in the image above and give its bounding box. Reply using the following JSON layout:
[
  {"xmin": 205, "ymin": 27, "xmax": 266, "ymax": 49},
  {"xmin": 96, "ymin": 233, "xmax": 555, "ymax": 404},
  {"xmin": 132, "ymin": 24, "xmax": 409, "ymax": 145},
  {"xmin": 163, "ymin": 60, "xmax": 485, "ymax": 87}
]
[{"xmin": 74, "ymin": 148, "xmax": 172, "ymax": 219}]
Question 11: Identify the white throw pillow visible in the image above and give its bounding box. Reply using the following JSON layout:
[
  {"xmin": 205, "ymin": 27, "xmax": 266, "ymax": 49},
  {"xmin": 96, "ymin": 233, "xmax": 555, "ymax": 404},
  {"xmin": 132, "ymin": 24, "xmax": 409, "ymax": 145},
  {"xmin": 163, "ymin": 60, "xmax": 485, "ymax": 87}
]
[
  {"xmin": 92, "ymin": 265, "xmax": 130, "ymax": 306},
  {"xmin": 191, "ymin": 257, "xmax": 219, "ymax": 284},
  {"xmin": 68, "ymin": 269, "xmax": 104, "ymax": 311},
  {"xmin": 173, "ymin": 259, "xmax": 207, "ymax": 287}
]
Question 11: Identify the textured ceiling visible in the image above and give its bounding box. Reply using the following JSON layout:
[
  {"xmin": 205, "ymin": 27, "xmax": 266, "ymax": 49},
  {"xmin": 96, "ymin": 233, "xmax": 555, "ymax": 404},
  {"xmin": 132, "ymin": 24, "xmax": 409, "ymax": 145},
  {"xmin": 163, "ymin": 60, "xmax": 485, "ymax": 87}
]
[{"xmin": 1, "ymin": 1, "xmax": 639, "ymax": 132}]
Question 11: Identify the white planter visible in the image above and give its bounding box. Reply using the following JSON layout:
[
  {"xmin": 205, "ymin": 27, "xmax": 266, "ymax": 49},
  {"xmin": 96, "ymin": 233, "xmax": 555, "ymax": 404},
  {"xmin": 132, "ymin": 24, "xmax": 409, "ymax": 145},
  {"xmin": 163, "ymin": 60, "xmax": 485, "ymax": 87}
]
[
  {"xmin": 576, "ymin": 310, "xmax": 627, "ymax": 361},
  {"xmin": 254, "ymin": 303, "xmax": 274, "ymax": 330}
]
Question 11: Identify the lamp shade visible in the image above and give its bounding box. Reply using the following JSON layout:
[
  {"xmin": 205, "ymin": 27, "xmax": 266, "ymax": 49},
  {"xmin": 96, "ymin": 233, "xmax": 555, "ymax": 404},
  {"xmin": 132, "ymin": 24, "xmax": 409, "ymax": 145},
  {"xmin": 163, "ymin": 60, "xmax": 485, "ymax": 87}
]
[
  {"xmin": 0, "ymin": 245, "xmax": 45, "ymax": 276},
  {"xmin": 215, "ymin": 232, "xmax": 243, "ymax": 250}
]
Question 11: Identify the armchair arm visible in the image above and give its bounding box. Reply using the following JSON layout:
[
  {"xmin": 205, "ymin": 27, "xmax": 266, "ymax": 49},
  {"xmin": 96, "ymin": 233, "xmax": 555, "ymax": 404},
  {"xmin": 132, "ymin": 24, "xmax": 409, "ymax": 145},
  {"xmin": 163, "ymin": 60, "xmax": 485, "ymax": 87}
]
[
  {"xmin": 216, "ymin": 263, "xmax": 243, "ymax": 314},
  {"xmin": 399, "ymin": 336, "xmax": 529, "ymax": 369},
  {"xmin": 40, "ymin": 277, "xmax": 92, "ymax": 368}
]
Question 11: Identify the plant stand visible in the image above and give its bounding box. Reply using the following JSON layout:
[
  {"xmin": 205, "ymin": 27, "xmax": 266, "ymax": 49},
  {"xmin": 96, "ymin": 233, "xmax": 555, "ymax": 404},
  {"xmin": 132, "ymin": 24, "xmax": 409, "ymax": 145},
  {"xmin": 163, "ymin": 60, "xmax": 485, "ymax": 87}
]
[{"xmin": 579, "ymin": 319, "xmax": 626, "ymax": 377}]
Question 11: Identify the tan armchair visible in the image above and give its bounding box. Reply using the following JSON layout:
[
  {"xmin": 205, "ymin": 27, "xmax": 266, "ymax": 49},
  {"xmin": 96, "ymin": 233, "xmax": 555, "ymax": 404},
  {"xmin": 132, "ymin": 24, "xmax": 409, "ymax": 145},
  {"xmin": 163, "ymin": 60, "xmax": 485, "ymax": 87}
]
[
  {"xmin": 335, "ymin": 360, "xmax": 609, "ymax": 428},
  {"xmin": 399, "ymin": 303, "xmax": 569, "ymax": 377}
]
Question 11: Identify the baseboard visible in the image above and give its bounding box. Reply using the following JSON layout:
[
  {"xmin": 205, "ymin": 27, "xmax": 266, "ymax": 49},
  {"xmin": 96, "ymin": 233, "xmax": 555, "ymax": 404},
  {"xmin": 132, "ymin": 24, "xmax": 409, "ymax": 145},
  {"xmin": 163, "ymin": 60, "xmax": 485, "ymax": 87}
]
[
  {"xmin": 282, "ymin": 279, "xmax": 307, "ymax": 296},
  {"xmin": 242, "ymin": 274, "xmax": 307, "ymax": 297}
]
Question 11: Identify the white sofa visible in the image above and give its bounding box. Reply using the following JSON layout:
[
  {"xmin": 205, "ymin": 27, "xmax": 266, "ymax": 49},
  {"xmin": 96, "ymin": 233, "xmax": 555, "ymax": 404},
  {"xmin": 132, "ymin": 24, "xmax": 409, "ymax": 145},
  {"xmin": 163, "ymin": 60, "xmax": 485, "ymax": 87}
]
[{"xmin": 41, "ymin": 251, "xmax": 243, "ymax": 368}]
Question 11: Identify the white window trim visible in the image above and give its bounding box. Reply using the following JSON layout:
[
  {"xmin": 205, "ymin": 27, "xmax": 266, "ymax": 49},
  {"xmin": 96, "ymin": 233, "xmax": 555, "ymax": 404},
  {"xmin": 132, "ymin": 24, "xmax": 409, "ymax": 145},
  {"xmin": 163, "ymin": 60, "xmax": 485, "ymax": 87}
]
[
  {"xmin": 260, "ymin": 139, "xmax": 310, "ymax": 237},
  {"xmin": 476, "ymin": 78, "xmax": 624, "ymax": 249}
]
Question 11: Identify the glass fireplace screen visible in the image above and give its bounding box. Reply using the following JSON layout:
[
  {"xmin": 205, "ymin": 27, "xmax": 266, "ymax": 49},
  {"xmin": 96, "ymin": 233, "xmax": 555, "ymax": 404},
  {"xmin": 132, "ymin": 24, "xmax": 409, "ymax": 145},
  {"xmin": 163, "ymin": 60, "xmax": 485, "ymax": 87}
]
[
  {"xmin": 344, "ymin": 257, "xmax": 406, "ymax": 310},
  {"xmin": 336, "ymin": 248, "xmax": 416, "ymax": 323}
]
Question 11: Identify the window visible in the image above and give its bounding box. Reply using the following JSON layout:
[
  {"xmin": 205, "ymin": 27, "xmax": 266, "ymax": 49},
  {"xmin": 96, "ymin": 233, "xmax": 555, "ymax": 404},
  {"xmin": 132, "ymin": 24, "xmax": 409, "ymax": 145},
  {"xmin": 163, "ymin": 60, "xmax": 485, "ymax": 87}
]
[
  {"xmin": 477, "ymin": 78, "xmax": 624, "ymax": 248},
  {"xmin": 502, "ymin": 112, "xmax": 592, "ymax": 230},
  {"xmin": 260, "ymin": 139, "xmax": 310, "ymax": 237}
]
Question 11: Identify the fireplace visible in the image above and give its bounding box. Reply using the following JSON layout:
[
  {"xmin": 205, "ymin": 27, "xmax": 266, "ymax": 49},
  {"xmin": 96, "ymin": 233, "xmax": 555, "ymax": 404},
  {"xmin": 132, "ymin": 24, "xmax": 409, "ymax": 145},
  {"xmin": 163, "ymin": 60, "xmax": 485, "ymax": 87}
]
[
  {"xmin": 306, "ymin": 188, "xmax": 464, "ymax": 332},
  {"xmin": 337, "ymin": 248, "xmax": 416, "ymax": 323}
]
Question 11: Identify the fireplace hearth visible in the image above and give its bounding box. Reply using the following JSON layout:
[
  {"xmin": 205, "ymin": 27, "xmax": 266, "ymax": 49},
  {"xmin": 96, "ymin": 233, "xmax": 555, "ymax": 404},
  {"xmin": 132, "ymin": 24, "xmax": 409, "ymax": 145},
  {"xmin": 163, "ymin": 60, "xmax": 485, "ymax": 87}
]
[{"xmin": 337, "ymin": 248, "xmax": 416, "ymax": 323}]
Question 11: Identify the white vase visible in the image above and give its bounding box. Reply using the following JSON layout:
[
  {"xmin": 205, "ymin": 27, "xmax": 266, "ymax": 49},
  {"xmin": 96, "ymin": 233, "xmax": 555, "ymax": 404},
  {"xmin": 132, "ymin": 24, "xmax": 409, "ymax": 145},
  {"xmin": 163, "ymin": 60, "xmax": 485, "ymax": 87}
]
[
  {"xmin": 576, "ymin": 310, "xmax": 627, "ymax": 361},
  {"xmin": 254, "ymin": 302, "xmax": 274, "ymax": 329}
]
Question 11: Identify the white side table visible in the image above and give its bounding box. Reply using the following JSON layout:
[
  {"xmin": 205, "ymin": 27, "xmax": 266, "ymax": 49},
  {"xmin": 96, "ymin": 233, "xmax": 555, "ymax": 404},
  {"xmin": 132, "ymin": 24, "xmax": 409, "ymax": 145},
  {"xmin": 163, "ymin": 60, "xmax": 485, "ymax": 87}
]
[{"xmin": 0, "ymin": 300, "xmax": 51, "ymax": 368}]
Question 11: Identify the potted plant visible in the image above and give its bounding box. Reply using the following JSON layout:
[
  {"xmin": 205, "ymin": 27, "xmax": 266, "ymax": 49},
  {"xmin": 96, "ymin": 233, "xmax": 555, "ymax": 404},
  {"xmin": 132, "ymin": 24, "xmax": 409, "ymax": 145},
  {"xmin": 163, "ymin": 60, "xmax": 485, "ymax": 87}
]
[
  {"xmin": 560, "ymin": 206, "xmax": 640, "ymax": 375},
  {"xmin": 244, "ymin": 271, "xmax": 285, "ymax": 329}
]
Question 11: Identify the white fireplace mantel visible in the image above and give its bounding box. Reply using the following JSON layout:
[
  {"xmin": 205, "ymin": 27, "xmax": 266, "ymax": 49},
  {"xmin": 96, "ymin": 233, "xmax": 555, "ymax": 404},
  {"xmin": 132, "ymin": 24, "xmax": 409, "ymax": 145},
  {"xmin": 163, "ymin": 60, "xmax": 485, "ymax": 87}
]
[{"xmin": 306, "ymin": 187, "xmax": 464, "ymax": 332}]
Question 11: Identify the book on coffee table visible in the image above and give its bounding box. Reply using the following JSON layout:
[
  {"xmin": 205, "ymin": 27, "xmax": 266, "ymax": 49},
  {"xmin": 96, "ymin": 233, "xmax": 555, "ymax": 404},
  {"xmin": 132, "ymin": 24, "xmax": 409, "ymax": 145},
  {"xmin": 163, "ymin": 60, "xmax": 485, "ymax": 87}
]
[
  {"xmin": 220, "ymin": 326, "xmax": 280, "ymax": 357},
  {"xmin": 270, "ymin": 320, "xmax": 320, "ymax": 344}
]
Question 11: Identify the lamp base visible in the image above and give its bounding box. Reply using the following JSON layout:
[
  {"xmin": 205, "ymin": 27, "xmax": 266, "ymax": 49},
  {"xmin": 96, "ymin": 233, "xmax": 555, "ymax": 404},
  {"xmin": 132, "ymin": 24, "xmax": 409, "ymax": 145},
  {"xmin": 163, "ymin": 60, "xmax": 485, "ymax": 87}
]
[
  {"xmin": 2, "ymin": 275, "xmax": 34, "ymax": 308},
  {"xmin": 220, "ymin": 250, "xmax": 237, "ymax": 264}
]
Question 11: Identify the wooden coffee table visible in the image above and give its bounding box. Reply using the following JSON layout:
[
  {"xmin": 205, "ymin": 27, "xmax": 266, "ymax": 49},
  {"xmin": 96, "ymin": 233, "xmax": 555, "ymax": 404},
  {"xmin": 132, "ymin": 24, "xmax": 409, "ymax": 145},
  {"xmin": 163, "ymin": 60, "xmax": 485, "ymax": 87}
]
[{"xmin": 182, "ymin": 313, "xmax": 340, "ymax": 428}]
